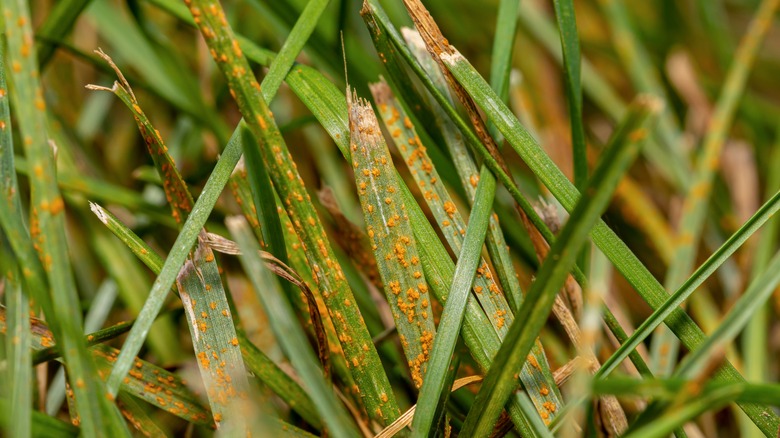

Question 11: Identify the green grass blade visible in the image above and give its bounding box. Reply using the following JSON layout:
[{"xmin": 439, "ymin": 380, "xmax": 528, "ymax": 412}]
[
  {"xmin": 439, "ymin": 40, "xmax": 780, "ymax": 435},
  {"xmin": 34, "ymin": 0, "xmax": 92, "ymax": 68},
  {"xmin": 348, "ymin": 89, "xmax": 437, "ymax": 391},
  {"xmin": 410, "ymin": 157, "xmax": 494, "ymax": 437},
  {"xmin": 0, "ymin": 399, "xmax": 78, "ymax": 437},
  {"xmin": 552, "ymin": 0, "xmax": 587, "ymax": 189},
  {"xmin": 238, "ymin": 331, "xmax": 322, "ymax": 429},
  {"xmin": 650, "ymin": 0, "xmax": 780, "ymax": 376},
  {"xmin": 596, "ymin": 188, "xmax": 780, "ymax": 379},
  {"xmin": 459, "ymin": 95, "xmax": 658, "ymax": 437},
  {"xmin": 2, "ymin": 2, "xmax": 129, "ymax": 434},
  {"xmin": 228, "ymin": 217, "xmax": 360, "ymax": 438},
  {"xmin": 261, "ymin": 0, "xmax": 330, "ymax": 100},
  {"xmin": 674, "ymin": 250, "xmax": 780, "ymax": 378},
  {"xmin": 516, "ymin": 2, "xmax": 686, "ymax": 189}
]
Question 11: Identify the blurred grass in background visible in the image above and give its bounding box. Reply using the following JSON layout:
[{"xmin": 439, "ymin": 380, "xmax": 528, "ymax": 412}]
[{"xmin": 2, "ymin": 0, "xmax": 780, "ymax": 436}]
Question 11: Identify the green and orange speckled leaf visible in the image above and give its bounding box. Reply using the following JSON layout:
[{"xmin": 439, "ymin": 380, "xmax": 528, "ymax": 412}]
[
  {"xmin": 182, "ymin": 0, "xmax": 399, "ymax": 425},
  {"xmin": 348, "ymin": 88, "xmax": 436, "ymax": 389},
  {"xmin": 1, "ymin": 311, "xmax": 213, "ymax": 427}
]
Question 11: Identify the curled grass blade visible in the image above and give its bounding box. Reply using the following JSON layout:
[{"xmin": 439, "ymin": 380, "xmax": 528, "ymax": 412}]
[
  {"xmin": 348, "ymin": 89, "xmax": 437, "ymax": 391},
  {"xmin": 228, "ymin": 217, "xmax": 360, "ymax": 438},
  {"xmin": 460, "ymin": 95, "xmax": 658, "ymax": 437},
  {"xmin": 3, "ymin": 2, "xmax": 129, "ymax": 434},
  {"xmin": 439, "ymin": 39, "xmax": 780, "ymax": 435}
]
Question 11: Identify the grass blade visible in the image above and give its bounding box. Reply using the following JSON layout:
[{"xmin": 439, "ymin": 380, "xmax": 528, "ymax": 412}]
[
  {"xmin": 3, "ymin": 2, "xmax": 129, "ymax": 434},
  {"xmin": 460, "ymin": 96, "xmax": 658, "ymax": 437},
  {"xmin": 3, "ymin": 256, "xmax": 32, "ymax": 438},
  {"xmin": 674, "ymin": 250, "xmax": 780, "ymax": 378},
  {"xmin": 228, "ymin": 216, "xmax": 360, "ymax": 438},
  {"xmin": 410, "ymin": 155, "xmax": 494, "ymax": 437},
  {"xmin": 552, "ymin": 0, "xmax": 587, "ymax": 189}
]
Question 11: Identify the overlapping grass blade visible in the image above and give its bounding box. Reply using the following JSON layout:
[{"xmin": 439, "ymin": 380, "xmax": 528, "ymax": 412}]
[
  {"xmin": 649, "ymin": 0, "xmax": 780, "ymax": 376},
  {"xmin": 228, "ymin": 217, "xmax": 360, "ymax": 438},
  {"xmin": 88, "ymin": 203, "xmax": 322, "ymax": 427},
  {"xmin": 0, "ymin": 308, "xmax": 214, "ymax": 427},
  {"xmin": 439, "ymin": 35, "xmax": 780, "ymax": 435},
  {"xmin": 460, "ymin": 95, "xmax": 658, "ymax": 437},
  {"xmin": 182, "ymin": 0, "xmax": 399, "ymax": 424},
  {"xmin": 88, "ymin": 53, "xmax": 252, "ymax": 427},
  {"xmin": 403, "ymin": 28, "xmax": 525, "ymax": 315},
  {"xmin": 370, "ymin": 81, "xmax": 513, "ymax": 342},
  {"xmin": 2, "ymin": 2, "xmax": 129, "ymax": 434},
  {"xmin": 409, "ymin": 154, "xmax": 495, "ymax": 436}
]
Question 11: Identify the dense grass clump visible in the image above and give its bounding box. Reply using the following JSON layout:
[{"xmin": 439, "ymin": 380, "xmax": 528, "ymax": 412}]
[{"xmin": 2, "ymin": 0, "xmax": 780, "ymax": 436}]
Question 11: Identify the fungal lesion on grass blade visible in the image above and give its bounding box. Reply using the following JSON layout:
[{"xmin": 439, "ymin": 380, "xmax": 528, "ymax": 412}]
[{"xmin": 347, "ymin": 86, "xmax": 437, "ymax": 389}]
